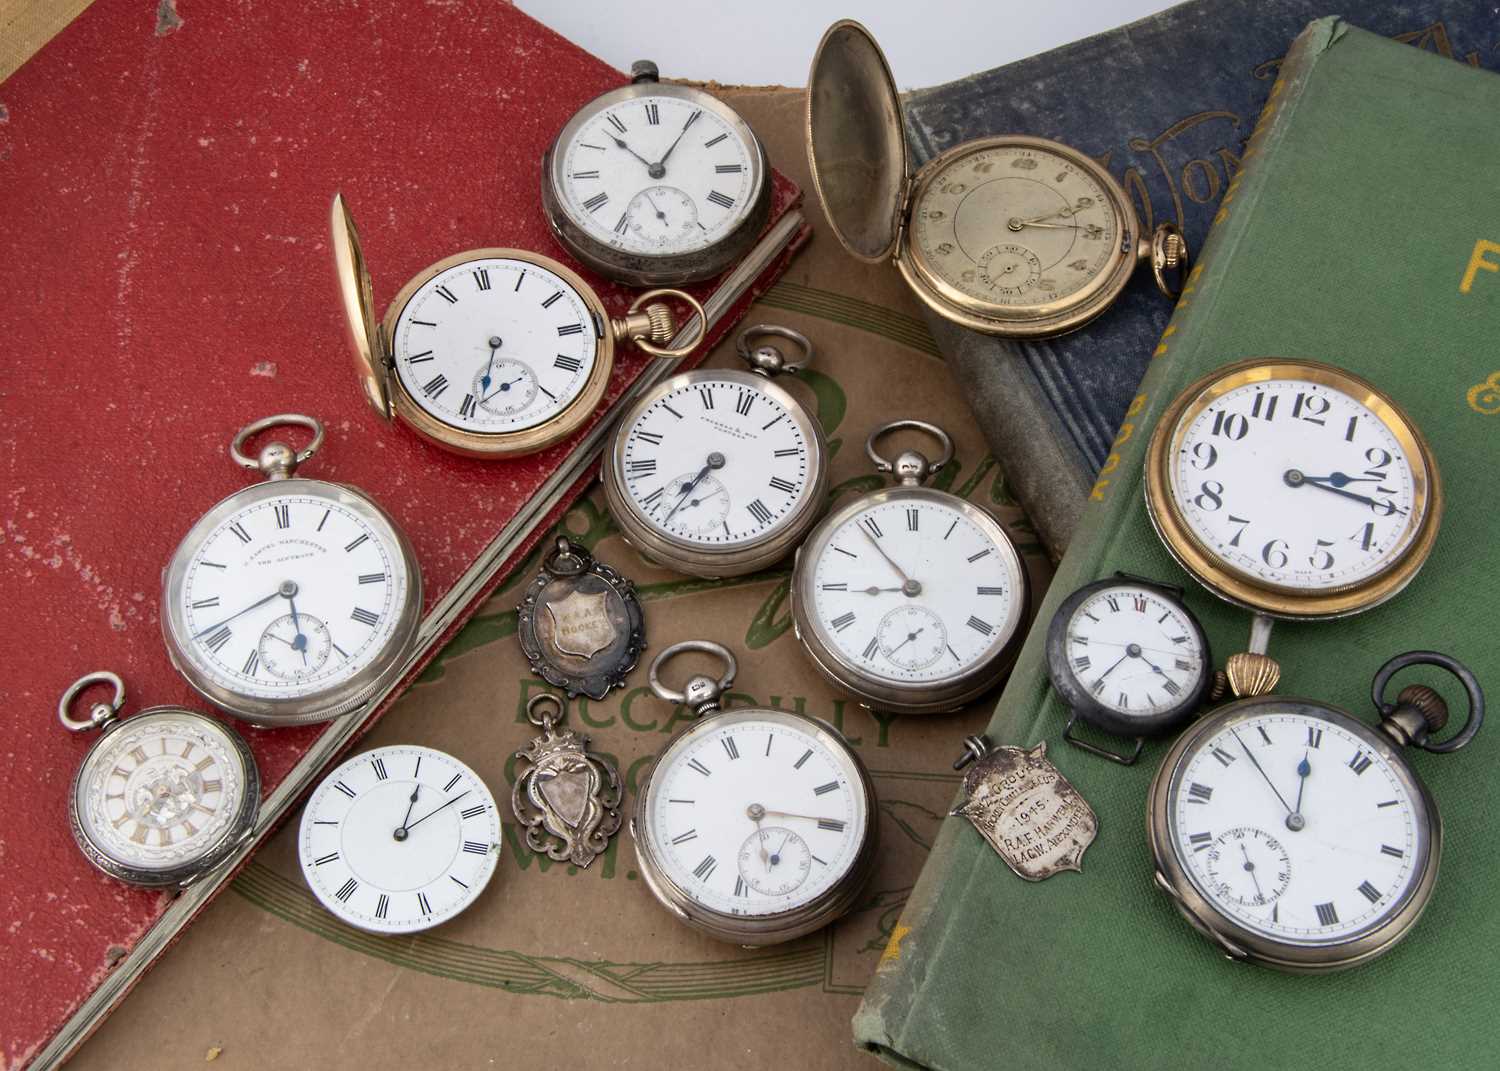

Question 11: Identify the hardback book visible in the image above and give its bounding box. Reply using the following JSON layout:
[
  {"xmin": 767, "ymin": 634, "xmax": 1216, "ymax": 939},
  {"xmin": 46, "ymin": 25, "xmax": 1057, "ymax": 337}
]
[
  {"xmin": 0, "ymin": 2, "xmax": 807, "ymax": 1067},
  {"xmin": 856, "ymin": 19, "xmax": 1500, "ymax": 1070},
  {"xmin": 900, "ymin": 0, "xmax": 1500, "ymax": 558}
]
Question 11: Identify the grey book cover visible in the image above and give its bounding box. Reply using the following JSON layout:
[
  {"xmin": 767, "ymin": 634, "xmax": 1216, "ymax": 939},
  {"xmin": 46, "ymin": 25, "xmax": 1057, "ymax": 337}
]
[{"xmin": 900, "ymin": 0, "xmax": 1499, "ymax": 557}]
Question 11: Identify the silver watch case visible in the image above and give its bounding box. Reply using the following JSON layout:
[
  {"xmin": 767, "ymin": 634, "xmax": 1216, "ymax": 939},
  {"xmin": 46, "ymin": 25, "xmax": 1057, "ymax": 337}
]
[
  {"xmin": 602, "ymin": 367, "xmax": 829, "ymax": 578},
  {"xmin": 631, "ymin": 706, "xmax": 879, "ymax": 946},
  {"xmin": 542, "ymin": 80, "xmax": 772, "ymax": 286},
  {"xmin": 791, "ymin": 487, "xmax": 1029, "ymax": 714},
  {"xmin": 69, "ymin": 707, "xmax": 260, "ymax": 888},
  {"xmin": 161, "ymin": 478, "xmax": 423, "ymax": 727}
]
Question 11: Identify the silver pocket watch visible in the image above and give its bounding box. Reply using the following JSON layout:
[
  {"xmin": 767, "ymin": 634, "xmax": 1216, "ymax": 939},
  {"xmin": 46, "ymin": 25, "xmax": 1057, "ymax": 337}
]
[
  {"xmin": 603, "ymin": 325, "xmax": 829, "ymax": 578},
  {"xmin": 791, "ymin": 421, "xmax": 1029, "ymax": 713},
  {"xmin": 542, "ymin": 60, "xmax": 773, "ymax": 286},
  {"xmin": 1045, "ymin": 574, "xmax": 1213, "ymax": 764},
  {"xmin": 161, "ymin": 415, "xmax": 423, "ymax": 727},
  {"xmin": 631, "ymin": 641, "xmax": 878, "ymax": 945},
  {"xmin": 1149, "ymin": 651, "xmax": 1483, "ymax": 972},
  {"xmin": 61, "ymin": 671, "xmax": 260, "ymax": 888}
]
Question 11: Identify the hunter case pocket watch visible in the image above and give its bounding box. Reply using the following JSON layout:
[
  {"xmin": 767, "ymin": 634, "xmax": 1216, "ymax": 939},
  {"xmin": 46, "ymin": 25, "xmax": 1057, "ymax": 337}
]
[
  {"xmin": 806, "ymin": 20, "xmax": 1185, "ymax": 339},
  {"xmin": 542, "ymin": 60, "xmax": 773, "ymax": 286},
  {"xmin": 60, "ymin": 671, "xmax": 259, "ymax": 888},
  {"xmin": 1149, "ymin": 651, "xmax": 1483, "ymax": 972},
  {"xmin": 331, "ymin": 194, "xmax": 703, "ymax": 458},
  {"xmin": 602, "ymin": 324, "xmax": 829, "ymax": 577},
  {"xmin": 1045, "ymin": 574, "xmax": 1212, "ymax": 764},
  {"xmin": 632, "ymin": 641, "xmax": 878, "ymax": 945},
  {"xmin": 791, "ymin": 420, "xmax": 1028, "ymax": 713},
  {"xmin": 162, "ymin": 415, "xmax": 422, "ymax": 727}
]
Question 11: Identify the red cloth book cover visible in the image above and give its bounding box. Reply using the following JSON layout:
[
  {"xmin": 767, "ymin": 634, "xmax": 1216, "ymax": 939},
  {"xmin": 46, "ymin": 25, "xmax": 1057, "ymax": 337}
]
[{"xmin": 0, "ymin": 2, "xmax": 807, "ymax": 1065}]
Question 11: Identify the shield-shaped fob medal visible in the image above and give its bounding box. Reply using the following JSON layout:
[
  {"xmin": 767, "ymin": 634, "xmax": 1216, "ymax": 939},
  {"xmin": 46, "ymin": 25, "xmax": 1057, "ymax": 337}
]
[
  {"xmin": 517, "ymin": 538, "xmax": 646, "ymax": 700},
  {"xmin": 512, "ymin": 693, "xmax": 623, "ymax": 868}
]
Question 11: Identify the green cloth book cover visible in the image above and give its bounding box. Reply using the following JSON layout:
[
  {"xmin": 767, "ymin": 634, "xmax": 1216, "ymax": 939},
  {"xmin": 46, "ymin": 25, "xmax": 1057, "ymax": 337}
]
[{"xmin": 854, "ymin": 18, "xmax": 1500, "ymax": 1070}]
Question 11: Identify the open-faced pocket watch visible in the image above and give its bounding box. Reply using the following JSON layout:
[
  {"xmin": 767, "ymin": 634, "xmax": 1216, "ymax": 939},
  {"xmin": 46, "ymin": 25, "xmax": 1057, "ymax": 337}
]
[
  {"xmin": 602, "ymin": 324, "xmax": 829, "ymax": 578},
  {"xmin": 60, "ymin": 671, "xmax": 259, "ymax": 888},
  {"xmin": 1144, "ymin": 358, "xmax": 1442, "ymax": 689},
  {"xmin": 805, "ymin": 20, "xmax": 1185, "ymax": 339},
  {"xmin": 299, "ymin": 745, "xmax": 500, "ymax": 934},
  {"xmin": 1149, "ymin": 650, "xmax": 1483, "ymax": 972},
  {"xmin": 162, "ymin": 415, "xmax": 422, "ymax": 727},
  {"xmin": 791, "ymin": 420, "xmax": 1029, "ymax": 714},
  {"xmin": 331, "ymin": 194, "xmax": 704, "ymax": 458},
  {"xmin": 632, "ymin": 641, "xmax": 878, "ymax": 945},
  {"xmin": 542, "ymin": 60, "xmax": 773, "ymax": 286},
  {"xmin": 1045, "ymin": 573, "xmax": 1213, "ymax": 764}
]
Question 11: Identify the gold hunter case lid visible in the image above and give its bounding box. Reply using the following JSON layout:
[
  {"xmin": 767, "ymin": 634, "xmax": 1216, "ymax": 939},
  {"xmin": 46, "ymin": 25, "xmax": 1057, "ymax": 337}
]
[
  {"xmin": 330, "ymin": 193, "xmax": 394, "ymax": 422},
  {"xmin": 805, "ymin": 19, "xmax": 909, "ymax": 264}
]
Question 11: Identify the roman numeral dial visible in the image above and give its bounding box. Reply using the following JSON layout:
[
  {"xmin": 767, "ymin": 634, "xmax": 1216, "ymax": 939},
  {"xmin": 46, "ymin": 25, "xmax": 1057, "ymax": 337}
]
[{"xmin": 298, "ymin": 745, "xmax": 500, "ymax": 934}]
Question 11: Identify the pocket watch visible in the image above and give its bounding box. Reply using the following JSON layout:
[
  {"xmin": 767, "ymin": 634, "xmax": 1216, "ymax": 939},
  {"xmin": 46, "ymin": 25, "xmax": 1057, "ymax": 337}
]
[
  {"xmin": 602, "ymin": 324, "xmax": 829, "ymax": 577},
  {"xmin": 59, "ymin": 671, "xmax": 259, "ymax": 888},
  {"xmin": 632, "ymin": 641, "xmax": 879, "ymax": 946},
  {"xmin": 1145, "ymin": 358, "xmax": 1442, "ymax": 621},
  {"xmin": 331, "ymin": 194, "xmax": 704, "ymax": 458},
  {"xmin": 161, "ymin": 415, "xmax": 423, "ymax": 727},
  {"xmin": 299, "ymin": 745, "xmax": 501, "ymax": 934},
  {"xmin": 1149, "ymin": 651, "xmax": 1483, "ymax": 972},
  {"xmin": 791, "ymin": 420, "xmax": 1029, "ymax": 713},
  {"xmin": 541, "ymin": 60, "xmax": 773, "ymax": 286},
  {"xmin": 805, "ymin": 20, "xmax": 1185, "ymax": 339},
  {"xmin": 1045, "ymin": 574, "xmax": 1213, "ymax": 765}
]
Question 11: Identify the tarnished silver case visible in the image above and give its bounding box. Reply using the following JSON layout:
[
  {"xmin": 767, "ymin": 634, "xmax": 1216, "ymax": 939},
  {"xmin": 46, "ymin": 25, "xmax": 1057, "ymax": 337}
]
[
  {"xmin": 161, "ymin": 478, "xmax": 423, "ymax": 727},
  {"xmin": 69, "ymin": 707, "xmax": 261, "ymax": 888},
  {"xmin": 1147, "ymin": 695, "xmax": 1442, "ymax": 973},
  {"xmin": 542, "ymin": 80, "xmax": 772, "ymax": 287},
  {"xmin": 630, "ymin": 706, "xmax": 879, "ymax": 946},
  {"xmin": 602, "ymin": 368, "xmax": 829, "ymax": 578},
  {"xmin": 791, "ymin": 488, "xmax": 1029, "ymax": 714}
]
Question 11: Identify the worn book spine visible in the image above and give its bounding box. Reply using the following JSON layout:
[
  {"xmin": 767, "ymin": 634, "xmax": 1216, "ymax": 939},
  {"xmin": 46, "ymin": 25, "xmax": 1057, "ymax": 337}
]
[{"xmin": 853, "ymin": 21, "xmax": 1326, "ymax": 1066}]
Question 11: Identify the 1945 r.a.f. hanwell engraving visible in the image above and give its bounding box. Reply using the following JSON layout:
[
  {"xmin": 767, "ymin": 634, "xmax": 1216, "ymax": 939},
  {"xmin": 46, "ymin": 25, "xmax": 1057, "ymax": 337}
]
[
  {"xmin": 512, "ymin": 693, "xmax": 622, "ymax": 868},
  {"xmin": 518, "ymin": 538, "xmax": 645, "ymax": 700},
  {"xmin": 951, "ymin": 735, "xmax": 1098, "ymax": 881}
]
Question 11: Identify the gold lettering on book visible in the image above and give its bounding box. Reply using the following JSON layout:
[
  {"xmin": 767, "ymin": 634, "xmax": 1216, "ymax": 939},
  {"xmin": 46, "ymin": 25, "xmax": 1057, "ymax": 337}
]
[
  {"xmin": 1460, "ymin": 239, "xmax": 1500, "ymax": 294},
  {"xmin": 1466, "ymin": 372, "xmax": 1500, "ymax": 415}
]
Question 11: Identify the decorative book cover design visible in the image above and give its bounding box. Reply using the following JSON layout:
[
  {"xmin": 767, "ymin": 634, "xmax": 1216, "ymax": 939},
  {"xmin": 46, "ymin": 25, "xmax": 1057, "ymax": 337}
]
[
  {"xmin": 899, "ymin": 0, "xmax": 1500, "ymax": 556},
  {"xmin": 857, "ymin": 19, "xmax": 1500, "ymax": 1070},
  {"xmin": 0, "ymin": 2, "xmax": 807, "ymax": 1066}
]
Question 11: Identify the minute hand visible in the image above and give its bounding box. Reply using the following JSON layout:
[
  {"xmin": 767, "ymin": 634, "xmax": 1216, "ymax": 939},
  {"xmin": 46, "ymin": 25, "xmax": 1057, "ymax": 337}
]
[
  {"xmin": 191, "ymin": 589, "xmax": 283, "ymax": 639},
  {"xmin": 860, "ymin": 527, "xmax": 916, "ymax": 587},
  {"xmin": 1298, "ymin": 479, "xmax": 1406, "ymax": 515}
]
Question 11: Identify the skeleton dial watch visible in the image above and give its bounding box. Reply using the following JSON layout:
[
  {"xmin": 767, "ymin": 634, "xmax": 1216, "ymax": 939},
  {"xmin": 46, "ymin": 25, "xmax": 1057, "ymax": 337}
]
[
  {"xmin": 331, "ymin": 194, "xmax": 704, "ymax": 458},
  {"xmin": 542, "ymin": 60, "xmax": 773, "ymax": 286},
  {"xmin": 161, "ymin": 415, "xmax": 422, "ymax": 727},
  {"xmin": 791, "ymin": 421, "xmax": 1028, "ymax": 713},
  {"xmin": 806, "ymin": 20, "xmax": 1185, "ymax": 339}
]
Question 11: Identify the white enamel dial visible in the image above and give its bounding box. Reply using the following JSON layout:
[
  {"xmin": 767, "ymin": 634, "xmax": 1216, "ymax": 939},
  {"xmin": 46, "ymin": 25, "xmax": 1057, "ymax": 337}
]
[
  {"xmin": 559, "ymin": 94, "xmax": 756, "ymax": 256},
  {"xmin": 1169, "ymin": 377, "xmax": 1420, "ymax": 591},
  {"xmin": 1168, "ymin": 709, "xmax": 1425, "ymax": 945},
  {"xmin": 173, "ymin": 489, "xmax": 413, "ymax": 703},
  {"xmin": 390, "ymin": 257, "xmax": 599, "ymax": 434},
  {"xmin": 644, "ymin": 713, "xmax": 868, "ymax": 917},
  {"xmin": 1062, "ymin": 584, "xmax": 1206, "ymax": 717},
  {"xmin": 805, "ymin": 496, "xmax": 1024, "ymax": 685},
  {"xmin": 618, "ymin": 376, "xmax": 814, "ymax": 547},
  {"xmin": 299, "ymin": 745, "xmax": 501, "ymax": 934},
  {"xmin": 74, "ymin": 712, "xmax": 251, "ymax": 873},
  {"xmin": 910, "ymin": 143, "xmax": 1122, "ymax": 307}
]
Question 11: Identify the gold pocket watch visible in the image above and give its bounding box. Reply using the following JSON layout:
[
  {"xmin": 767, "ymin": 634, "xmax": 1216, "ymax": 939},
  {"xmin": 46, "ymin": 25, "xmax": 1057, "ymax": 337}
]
[
  {"xmin": 161, "ymin": 415, "xmax": 422, "ymax": 727},
  {"xmin": 541, "ymin": 60, "xmax": 773, "ymax": 286},
  {"xmin": 805, "ymin": 20, "xmax": 1185, "ymax": 339},
  {"xmin": 60, "ymin": 672, "xmax": 259, "ymax": 888},
  {"xmin": 790, "ymin": 421, "xmax": 1029, "ymax": 713},
  {"xmin": 331, "ymin": 194, "xmax": 704, "ymax": 458},
  {"xmin": 602, "ymin": 324, "xmax": 829, "ymax": 578},
  {"xmin": 631, "ymin": 641, "xmax": 878, "ymax": 945},
  {"xmin": 1144, "ymin": 358, "xmax": 1442, "ymax": 686},
  {"xmin": 1149, "ymin": 651, "xmax": 1483, "ymax": 972}
]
